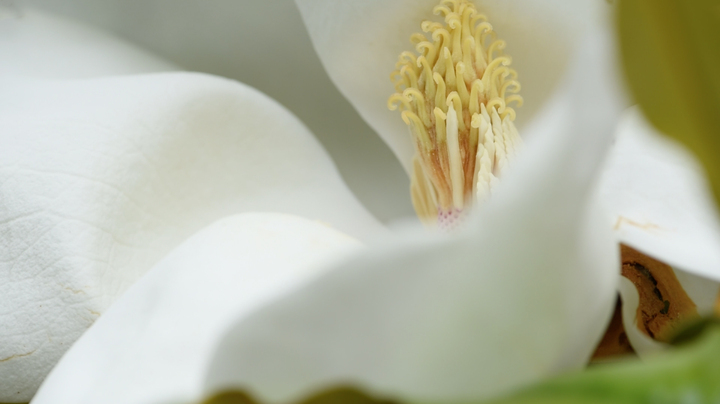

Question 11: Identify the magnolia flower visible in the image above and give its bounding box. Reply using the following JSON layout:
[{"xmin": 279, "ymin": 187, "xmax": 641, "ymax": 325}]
[
  {"xmin": 292, "ymin": 0, "xmax": 720, "ymax": 350},
  {"xmin": 1, "ymin": 1, "xmax": 720, "ymax": 404}
]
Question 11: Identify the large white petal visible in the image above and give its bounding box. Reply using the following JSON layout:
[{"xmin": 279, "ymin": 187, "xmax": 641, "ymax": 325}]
[
  {"xmin": 294, "ymin": 0, "xmax": 610, "ymax": 171},
  {"xmin": 0, "ymin": 8, "xmax": 176, "ymax": 78},
  {"xmin": 18, "ymin": 1, "xmax": 417, "ymax": 222},
  {"xmin": 30, "ymin": 213, "xmax": 361, "ymax": 404},
  {"xmin": 599, "ymin": 109, "xmax": 720, "ymax": 282},
  {"xmin": 0, "ymin": 73, "xmax": 383, "ymax": 401},
  {"xmin": 200, "ymin": 32, "xmax": 623, "ymax": 403}
]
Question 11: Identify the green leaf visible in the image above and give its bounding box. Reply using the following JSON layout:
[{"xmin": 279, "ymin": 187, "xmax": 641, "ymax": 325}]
[
  {"xmin": 482, "ymin": 326, "xmax": 720, "ymax": 404},
  {"xmin": 618, "ymin": 0, "xmax": 720, "ymax": 205}
]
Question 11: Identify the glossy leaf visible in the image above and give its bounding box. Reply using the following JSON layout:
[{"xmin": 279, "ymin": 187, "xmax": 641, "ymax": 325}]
[{"xmin": 618, "ymin": 0, "xmax": 720, "ymax": 205}]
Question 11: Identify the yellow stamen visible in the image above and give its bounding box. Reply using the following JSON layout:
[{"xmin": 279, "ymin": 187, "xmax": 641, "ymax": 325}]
[{"xmin": 389, "ymin": 0, "xmax": 523, "ymax": 226}]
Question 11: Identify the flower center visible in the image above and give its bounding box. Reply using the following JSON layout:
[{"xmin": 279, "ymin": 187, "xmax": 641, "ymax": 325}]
[{"xmin": 389, "ymin": 0, "xmax": 523, "ymax": 227}]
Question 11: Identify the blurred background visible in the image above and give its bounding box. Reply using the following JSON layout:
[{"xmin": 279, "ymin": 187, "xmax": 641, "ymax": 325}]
[{"xmin": 16, "ymin": 0, "xmax": 415, "ymax": 224}]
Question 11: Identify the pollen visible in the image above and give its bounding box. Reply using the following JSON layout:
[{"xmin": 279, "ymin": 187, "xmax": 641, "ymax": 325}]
[{"xmin": 389, "ymin": 0, "xmax": 523, "ymax": 227}]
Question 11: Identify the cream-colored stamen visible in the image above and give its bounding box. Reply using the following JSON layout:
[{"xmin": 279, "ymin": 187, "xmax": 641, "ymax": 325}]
[
  {"xmin": 446, "ymin": 101, "xmax": 464, "ymax": 210},
  {"xmin": 389, "ymin": 0, "xmax": 523, "ymax": 227}
]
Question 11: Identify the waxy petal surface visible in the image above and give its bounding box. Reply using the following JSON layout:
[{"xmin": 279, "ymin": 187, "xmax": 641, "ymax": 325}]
[
  {"xmin": 31, "ymin": 213, "xmax": 361, "ymax": 404},
  {"xmin": 0, "ymin": 73, "xmax": 382, "ymax": 401},
  {"xmin": 599, "ymin": 110, "xmax": 720, "ymax": 282}
]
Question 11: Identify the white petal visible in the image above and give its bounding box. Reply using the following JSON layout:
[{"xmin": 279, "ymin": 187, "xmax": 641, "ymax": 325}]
[
  {"xmin": 0, "ymin": 8, "xmax": 176, "ymax": 78},
  {"xmin": 0, "ymin": 73, "xmax": 383, "ymax": 401},
  {"xmin": 673, "ymin": 270, "xmax": 720, "ymax": 315},
  {"xmin": 294, "ymin": 0, "xmax": 610, "ymax": 170},
  {"xmin": 30, "ymin": 213, "xmax": 362, "ymax": 404},
  {"xmin": 599, "ymin": 109, "xmax": 720, "ymax": 282},
  {"xmin": 201, "ymin": 32, "xmax": 623, "ymax": 403},
  {"xmin": 18, "ymin": 2, "xmax": 416, "ymax": 222},
  {"xmin": 617, "ymin": 270, "xmax": 719, "ymax": 358},
  {"xmin": 617, "ymin": 277, "xmax": 666, "ymax": 358}
]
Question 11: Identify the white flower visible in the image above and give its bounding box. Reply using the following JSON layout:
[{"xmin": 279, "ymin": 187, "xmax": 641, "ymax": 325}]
[
  {"xmin": 293, "ymin": 0, "xmax": 720, "ymax": 354},
  {"xmin": 1, "ymin": 1, "xmax": 719, "ymax": 404}
]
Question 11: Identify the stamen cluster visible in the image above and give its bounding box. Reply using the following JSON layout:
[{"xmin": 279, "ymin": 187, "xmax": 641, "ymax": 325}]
[{"xmin": 389, "ymin": 0, "xmax": 523, "ymax": 227}]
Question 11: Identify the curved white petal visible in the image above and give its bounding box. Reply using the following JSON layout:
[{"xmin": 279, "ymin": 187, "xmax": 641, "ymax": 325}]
[
  {"xmin": 617, "ymin": 277, "xmax": 666, "ymax": 358},
  {"xmin": 617, "ymin": 270, "xmax": 719, "ymax": 359},
  {"xmin": 0, "ymin": 73, "xmax": 383, "ymax": 401},
  {"xmin": 200, "ymin": 32, "xmax": 623, "ymax": 403},
  {"xmin": 0, "ymin": 8, "xmax": 176, "ymax": 78},
  {"xmin": 599, "ymin": 109, "xmax": 720, "ymax": 282},
  {"xmin": 673, "ymin": 270, "xmax": 720, "ymax": 316},
  {"xmin": 18, "ymin": 1, "xmax": 416, "ymax": 222},
  {"xmin": 294, "ymin": 0, "xmax": 610, "ymax": 170},
  {"xmin": 31, "ymin": 213, "xmax": 362, "ymax": 404}
]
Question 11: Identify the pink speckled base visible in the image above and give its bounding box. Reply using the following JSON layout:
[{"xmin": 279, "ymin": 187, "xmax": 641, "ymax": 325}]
[{"xmin": 437, "ymin": 208, "xmax": 466, "ymax": 232}]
